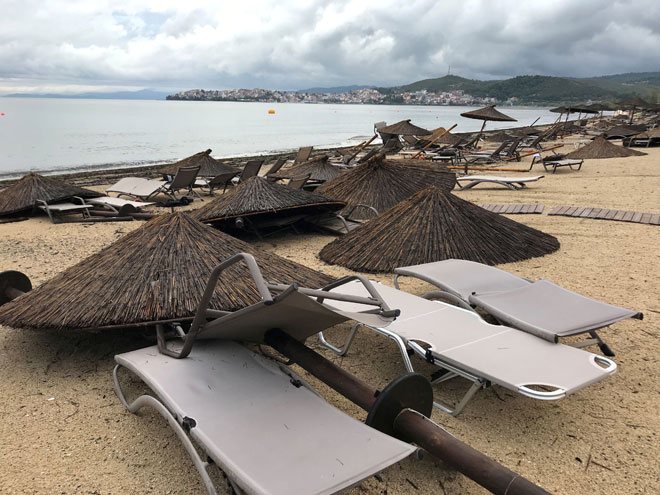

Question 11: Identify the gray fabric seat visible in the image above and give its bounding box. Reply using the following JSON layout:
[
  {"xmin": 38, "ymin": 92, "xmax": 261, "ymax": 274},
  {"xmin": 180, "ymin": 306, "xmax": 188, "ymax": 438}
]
[
  {"xmin": 115, "ymin": 341, "xmax": 414, "ymax": 495},
  {"xmin": 319, "ymin": 280, "xmax": 618, "ymax": 416},
  {"xmin": 393, "ymin": 259, "xmax": 643, "ymax": 356}
]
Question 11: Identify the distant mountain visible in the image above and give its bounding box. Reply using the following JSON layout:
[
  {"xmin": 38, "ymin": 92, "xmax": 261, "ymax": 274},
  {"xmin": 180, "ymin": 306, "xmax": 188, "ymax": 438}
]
[
  {"xmin": 5, "ymin": 89, "xmax": 170, "ymax": 100},
  {"xmin": 382, "ymin": 72, "xmax": 660, "ymax": 104},
  {"xmin": 295, "ymin": 85, "xmax": 372, "ymax": 94}
]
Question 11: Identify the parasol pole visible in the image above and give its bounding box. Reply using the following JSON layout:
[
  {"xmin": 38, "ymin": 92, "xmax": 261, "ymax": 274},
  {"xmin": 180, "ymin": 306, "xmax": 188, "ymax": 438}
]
[
  {"xmin": 264, "ymin": 328, "xmax": 550, "ymax": 495},
  {"xmin": 411, "ymin": 124, "xmax": 458, "ymax": 159}
]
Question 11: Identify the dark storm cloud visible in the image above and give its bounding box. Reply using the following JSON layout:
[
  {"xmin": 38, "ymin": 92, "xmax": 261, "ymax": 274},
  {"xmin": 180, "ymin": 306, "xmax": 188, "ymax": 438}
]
[{"xmin": 0, "ymin": 0, "xmax": 658, "ymax": 93}]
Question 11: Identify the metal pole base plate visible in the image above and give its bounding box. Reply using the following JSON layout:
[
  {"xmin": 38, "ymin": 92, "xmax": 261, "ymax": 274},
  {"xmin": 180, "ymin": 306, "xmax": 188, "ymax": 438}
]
[
  {"xmin": 0, "ymin": 270, "xmax": 32, "ymax": 305},
  {"xmin": 366, "ymin": 373, "xmax": 433, "ymax": 441}
]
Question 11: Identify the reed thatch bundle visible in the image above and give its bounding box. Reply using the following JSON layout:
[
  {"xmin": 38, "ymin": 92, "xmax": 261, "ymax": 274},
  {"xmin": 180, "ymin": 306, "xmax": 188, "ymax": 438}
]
[
  {"xmin": 316, "ymin": 155, "xmax": 456, "ymax": 220},
  {"xmin": 636, "ymin": 127, "xmax": 660, "ymax": 139},
  {"xmin": 0, "ymin": 173, "xmax": 102, "ymax": 216},
  {"xmin": 378, "ymin": 120, "xmax": 431, "ymax": 136},
  {"xmin": 191, "ymin": 176, "xmax": 345, "ymax": 224},
  {"xmin": 273, "ymin": 154, "xmax": 345, "ymax": 182},
  {"xmin": 0, "ymin": 213, "xmax": 332, "ymax": 330},
  {"xmin": 159, "ymin": 149, "xmax": 240, "ymax": 176},
  {"xmin": 566, "ymin": 137, "xmax": 647, "ymax": 159},
  {"xmin": 319, "ymin": 187, "xmax": 560, "ymax": 273}
]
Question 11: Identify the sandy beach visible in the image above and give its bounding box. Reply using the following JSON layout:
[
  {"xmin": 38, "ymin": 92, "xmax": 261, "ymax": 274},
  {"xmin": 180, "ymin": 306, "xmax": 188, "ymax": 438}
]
[{"xmin": 1, "ymin": 146, "xmax": 659, "ymax": 494}]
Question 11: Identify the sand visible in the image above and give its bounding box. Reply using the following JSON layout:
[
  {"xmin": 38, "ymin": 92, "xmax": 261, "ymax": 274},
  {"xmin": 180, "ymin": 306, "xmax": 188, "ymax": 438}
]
[{"xmin": 1, "ymin": 146, "xmax": 659, "ymax": 494}]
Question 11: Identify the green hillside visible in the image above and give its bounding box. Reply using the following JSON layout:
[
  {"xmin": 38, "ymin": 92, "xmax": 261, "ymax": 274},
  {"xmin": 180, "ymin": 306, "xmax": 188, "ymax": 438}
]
[{"xmin": 383, "ymin": 72, "xmax": 660, "ymax": 105}]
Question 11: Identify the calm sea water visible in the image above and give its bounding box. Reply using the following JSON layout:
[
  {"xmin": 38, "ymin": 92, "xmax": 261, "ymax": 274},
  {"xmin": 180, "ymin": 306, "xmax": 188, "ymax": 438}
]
[{"xmin": 0, "ymin": 98, "xmax": 558, "ymax": 179}]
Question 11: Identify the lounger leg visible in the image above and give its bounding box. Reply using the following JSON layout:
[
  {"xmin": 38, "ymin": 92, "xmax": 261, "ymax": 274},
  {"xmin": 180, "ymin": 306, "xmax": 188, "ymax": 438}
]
[
  {"xmin": 113, "ymin": 365, "xmax": 219, "ymax": 495},
  {"xmin": 317, "ymin": 322, "xmax": 360, "ymax": 356},
  {"xmin": 589, "ymin": 330, "xmax": 615, "ymax": 357}
]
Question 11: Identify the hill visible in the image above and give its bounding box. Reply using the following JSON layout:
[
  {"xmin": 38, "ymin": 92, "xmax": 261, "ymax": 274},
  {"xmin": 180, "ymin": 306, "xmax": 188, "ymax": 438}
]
[{"xmin": 383, "ymin": 72, "xmax": 660, "ymax": 104}]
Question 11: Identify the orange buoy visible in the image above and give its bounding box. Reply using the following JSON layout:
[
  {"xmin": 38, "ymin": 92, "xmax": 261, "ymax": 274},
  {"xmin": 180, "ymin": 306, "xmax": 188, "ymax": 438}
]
[{"xmin": 268, "ymin": 109, "xmax": 275, "ymax": 114}]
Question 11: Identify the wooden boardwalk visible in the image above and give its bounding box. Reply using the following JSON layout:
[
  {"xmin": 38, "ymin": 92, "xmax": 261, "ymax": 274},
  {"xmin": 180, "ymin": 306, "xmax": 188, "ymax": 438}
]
[
  {"xmin": 547, "ymin": 206, "xmax": 660, "ymax": 225},
  {"xmin": 478, "ymin": 203, "xmax": 545, "ymax": 214}
]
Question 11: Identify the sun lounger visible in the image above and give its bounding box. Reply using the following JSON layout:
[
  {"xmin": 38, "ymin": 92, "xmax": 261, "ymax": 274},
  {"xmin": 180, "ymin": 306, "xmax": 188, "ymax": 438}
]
[
  {"xmin": 393, "ymin": 259, "xmax": 643, "ymax": 356},
  {"xmin": 85, "ymin": 196, "xmax": 155, "ymax": 213},
  {"xmin": 456, "ymin": 175, "xmax": 544, "ymax": 190},
  {"xmin": 106, "ymin": 177, "xmax": 166, "ymax": 199},
  {"xmin": 530, "ymin": 155, "xmax": 583, "ymax": 173},
  {"xmin": 107, "ymin": 166, "xmax": 202, "ymax": 201},
  {"xmin": 318, "ymin": 279, "xmax": 618, "ymax": 416},
  {"xmin": 114, "ymin": 253, "xmax": 413, "ymax": 493},
  {"xmin": 114, "ymin": 340, "xmax": 414, "ymax": 494},
  {"xmin": 195, "ymin": 171, "xmax": 238, "ymax": 195},
  {"xmin": 37, "ymin": 199, "xmax": 93, "ymax": 223}
]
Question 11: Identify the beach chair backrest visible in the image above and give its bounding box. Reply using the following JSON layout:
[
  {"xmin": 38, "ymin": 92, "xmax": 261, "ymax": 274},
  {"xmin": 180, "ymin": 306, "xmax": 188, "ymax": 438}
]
[
  {"xmin": 239, "ymin": 160, "xmax": 264, "ymax": 182},
  {"xmin": 287, "ymin": 174, "xmax": 310, "ymax": 190},
  {"xmin": 208, "ymin": 171, "xmax": 238, "ymax": 188},
  {"xmin": 489, "ymin": 140, "xmax": 511, "ymax": 158},
  {"xmin": 294, "ymin": 146, "xmax": 313, "ymax": 164},
  {"xmin": 265, "ymin": 157, "xmax": 287, "ymax": 176},
  {"xmin": 169, "ymin": 166, "xmax": 200, "ymax": 190}
]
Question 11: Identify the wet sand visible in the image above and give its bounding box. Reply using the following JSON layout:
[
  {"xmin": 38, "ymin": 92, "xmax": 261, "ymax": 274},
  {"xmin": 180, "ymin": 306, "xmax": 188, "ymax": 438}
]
[{"xmin": 1, "ymin": 145, "xmax": 659, "ymax": 494}]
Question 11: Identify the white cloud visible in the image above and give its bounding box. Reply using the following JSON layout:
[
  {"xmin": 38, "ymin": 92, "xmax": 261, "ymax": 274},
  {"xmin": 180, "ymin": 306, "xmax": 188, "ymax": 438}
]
[{"xmin": 1, "ymin": 0, "xmax": 659, "ymax": 94}]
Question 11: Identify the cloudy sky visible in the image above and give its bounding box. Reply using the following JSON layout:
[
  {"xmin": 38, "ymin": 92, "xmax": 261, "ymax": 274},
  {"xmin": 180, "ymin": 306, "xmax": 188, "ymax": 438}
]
[{"xmin": 1, "ymin": 0, "xmax": 659, "ymax": 94}]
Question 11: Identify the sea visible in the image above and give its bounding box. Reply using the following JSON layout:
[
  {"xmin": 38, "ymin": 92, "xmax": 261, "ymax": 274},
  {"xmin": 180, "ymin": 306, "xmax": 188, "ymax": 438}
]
[{"xmin": 0, "ymin": 98, "xmax": 558, "ymax": 179}]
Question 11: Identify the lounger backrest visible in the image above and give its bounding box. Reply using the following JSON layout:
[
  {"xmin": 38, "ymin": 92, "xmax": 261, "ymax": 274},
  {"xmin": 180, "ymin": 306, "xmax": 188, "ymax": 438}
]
[
  {"xmin": 208, "ymin": 171, "xmax": 238, "ymax": 187},
  {"xmin": 265, "ymin": 157, "xmax": 287, "ymax": 176},
  {"xmin": 287, "ymin": 174, "xmax": 310, "ymax": 190},
  {"xmin": 294, "ymin": 146, "xmax": 313, "ymax": 164},
  {"xmin": 489, "ymin": 140, "xmax": 511, "ymax": 158},
  {"xmin": 169, "ymin": 166, "xmax": 200, "ymax": 190},
  {"xmin": 239, "ymin": 160, "xmax": 264, "ymax": 181}
]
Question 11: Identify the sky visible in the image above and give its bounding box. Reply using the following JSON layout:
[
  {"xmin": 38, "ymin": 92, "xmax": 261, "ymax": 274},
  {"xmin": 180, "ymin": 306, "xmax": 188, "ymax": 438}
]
[{"xmin": 1, "ymin": 0, "xmax": 660, "ymax": 95}]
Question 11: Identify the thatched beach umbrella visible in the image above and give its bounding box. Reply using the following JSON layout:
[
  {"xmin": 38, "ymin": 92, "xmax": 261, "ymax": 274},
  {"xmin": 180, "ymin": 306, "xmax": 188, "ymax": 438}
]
[
  {"xmin": 316, "ymin": 155, "xmax": 456, "ymax": 220},
  {"xmin": 272, "ymin": 154, "xmax": 345, "ymax": 183},
  {"xmin": 566, "ymin": 137, "xmax": 647, "ymax": 159},
  {"xmin": 0, "ymin": 173, "xmax": 102, "ymax": 217},
  {"xmin": 191, "ymin": 176, "xmax": 345, "ymax": 227},
  {"xmin": 618, "ymin": 97, "xmax": 651, "ymax": 124},
  {"xmin": 378, "ymin": 120, "xmax": 431, "ymax": 136},
  {"xmin": 319, "ymin": 187, "xmax": 559, "ymax": 273},
  {"xmin": 0, "ymin": 213, "xmax": 332, "ymax": 331},
  {"xmin": 603, "ymin": 125, "xmax": 646, "ymax": 139},
  {"xmin": 460, "ymin": 105, "xmax": 516, "ymax": 145},
  {"xmin": 159, "ymin": 149, "xmax": 240, "ymax": 177}
]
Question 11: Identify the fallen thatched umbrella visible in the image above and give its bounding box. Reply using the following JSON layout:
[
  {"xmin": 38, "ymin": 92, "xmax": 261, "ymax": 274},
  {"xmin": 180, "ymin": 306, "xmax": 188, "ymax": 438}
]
[
  {"xmin": 460, "ymin": 105, "xmax": 516, "ymax": 144},
  {"xmin": 272, "ymin": 154, "xmax": 345, "ymax": 183},
  {"xmin": 159, "ymin": 149, "xmax": 240, "ymax": 177},
  {"xmin": 566, "ymin": 136, "xmax": 647, "ymax": 159},
  {"xmin": 603, "ymin": 124, "xmax": 646, "ymax": 139},
  {"xmin": 0, "ymin": 173, "xmax": 102, "ymax": 217},
  {"xmin": 425, "ymin": 127, "xmax": 464, "ymax": 146},
  {"xmin": 0, "ymin": 213, "xmax": 332, "ymax": 331},
  {"xmin": 484, "ymin": 130, "xmax": 514, "ymax": 142},
  {"xmin": 191, "ymin": 176, "xmax": 345, "ymax": 227},
  {"xmin": 378, "ymin": 119, "xmax": 431, "ymax": 136},
  {"xmin": 316, "ymin": 155, "xmax": 456, "ymax": 220},
  {"xmin": 319, "ymin": 187, "xmax": 560, "ymax": 273}
]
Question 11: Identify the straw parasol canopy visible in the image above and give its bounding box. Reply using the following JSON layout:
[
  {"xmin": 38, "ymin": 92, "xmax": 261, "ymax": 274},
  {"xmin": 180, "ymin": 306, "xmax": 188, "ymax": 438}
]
[
  {"xmin": 0, "ymin": 173, "xmax": 102, "ymax": 217},
  {"xmin": 159, "ymin": 149, "xmax": 240, "ymax": 177},
  {"xmin": 603, "ymin": 125, "xmax": 646, "ymax": 139},
  {"xmin": 460, "ymin": 105, "xmax": 516, "ymax": 143},
  {"xmin": 191, "ymin": 176, "xmax": 345, "ymax": 225},
  {"xmin": 272, "ymin": 154, "xmax": 345, "ymax": 182},
  {"xmin": 426, "ymin": 127, "xmax": 464, "ymax": 146},
  {"xmin": 316, "ymin": 155, "xmax": 456, "ymax": 220},
  {"xmin": 319, "ymin": 187, "xmax": 559, "ymax": 273},
  {"xmin": 0, "ymin": 213, "xmax": 333, "ymax": 331},
  {"xmin": 635, "ymin": 127, "xmax": 660, "ymax": 139},
  {"xmin": 378, "ymin": 120, "xmax": 431, "ymax": 136},
  {"xmin": 566, "ymin": 137, "xmax": 647, "ymax": 159},
  {"xmin": 617, "ymin": 97, "xmax": 651, "ymax": 109}
]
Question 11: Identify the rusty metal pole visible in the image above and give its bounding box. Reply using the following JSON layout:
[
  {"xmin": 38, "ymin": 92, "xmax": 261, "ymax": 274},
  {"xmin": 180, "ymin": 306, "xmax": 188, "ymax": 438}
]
[{"xmin": 264, "ymin": 329, "xmax": 550, "ymax": 495}]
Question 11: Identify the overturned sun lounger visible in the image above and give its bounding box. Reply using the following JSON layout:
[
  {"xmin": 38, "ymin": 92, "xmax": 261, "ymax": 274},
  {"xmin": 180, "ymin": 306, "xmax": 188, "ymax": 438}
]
[
  {"xmin": 319, "ymin": 279, "xmax": 618, "ymax": 416},
  {"xmin": 393, "ymin": 259, "xmax": 643, "ymax": 357},
  {"xmin": 114, "ymin": 253, "xmax": 412, "ymax": 494},
  {"xmin": 106, "ymin": 177, "xmax": 167, "ymax": 200},
  {"xmin": 456, "ymin": 175, "xmax": 544, "ymax": 190}
]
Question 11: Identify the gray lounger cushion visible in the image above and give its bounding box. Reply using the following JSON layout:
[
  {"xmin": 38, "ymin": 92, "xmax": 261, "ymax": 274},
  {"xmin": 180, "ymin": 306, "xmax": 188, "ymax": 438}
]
[
  {"xmin": 469, "ymin": 279, "xmax": 643, "ymax": 342},
  {"xmin": 116, "ymin": 341, "xmax": 414, "ymax": 495}
]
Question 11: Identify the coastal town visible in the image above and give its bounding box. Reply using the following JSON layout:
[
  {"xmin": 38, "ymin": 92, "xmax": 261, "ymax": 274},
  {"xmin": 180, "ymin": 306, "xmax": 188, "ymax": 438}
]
[{"xmin": 166, "ymin": 87, "xmax": 501, "ymax": 106}]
